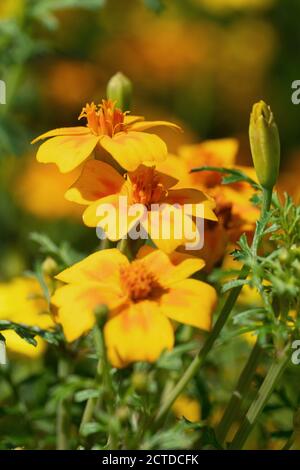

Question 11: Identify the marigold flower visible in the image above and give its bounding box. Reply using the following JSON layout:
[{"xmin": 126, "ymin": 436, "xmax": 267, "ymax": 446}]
[
  {"xmin": 65, "ymin": 160, "xmax": 217, "ymax": 253},
  {"xmin": 32, "ymin": 99, "xmax": 180, "ymax": 173},
  {"xmin": 51, "ymin": 248, "xmax": 217, "ymax": 367},
  {"xmin": 0, "ymin": 278, "xmax": 54, "ymax": 358}
]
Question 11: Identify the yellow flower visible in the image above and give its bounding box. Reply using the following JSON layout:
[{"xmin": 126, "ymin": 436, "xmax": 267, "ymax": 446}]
[
  {"xmin": 172, "ymin": 395, "xmax": 201, "ymax": 422},
  {"xmin": 32, "ymin": 100, "xmax": 179, "ymax": 173},
  {"xmin": 51, "ymin": 248, "xmax": 217, "ymax": 368},
  {"xmin": 0, "ymin": 0, "xmax": 23, "ymax": 18},
  {"xmin": 0, "ymin": 278, "xmax": 54, "ymax": 358},
  {"xmin": 66, "ymin": 160, "xmax": 217, "ymax": 254},
  {"xmin": 15, "ymin": 156, "xmax": 83, "ymax": 220}
]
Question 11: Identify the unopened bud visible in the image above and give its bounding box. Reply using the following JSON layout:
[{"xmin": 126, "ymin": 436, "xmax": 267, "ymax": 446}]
[
  {"xmin": 132, "ymin": 372, "xmax": 148, "ymax": 393},
  {"xmin": 249, "ymin": 101, "xmax": 280, "ymax": 190},
  {"xmin": 106, "ymin": 72, "xmax": 132, "ymax": 111},
  {"xmin": 94, "ymin": 304, "xmax": 108, "ymax": 328},
  {"xmin": 42, "ymin": 257, "xmax": 58, "ymax": 276}
]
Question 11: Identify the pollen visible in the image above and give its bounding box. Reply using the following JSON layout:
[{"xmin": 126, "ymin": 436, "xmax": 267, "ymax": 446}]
[
  {"xmin": 129, "ymin": 167, "xmax": 167, "ymax": 207},
  {"xmin": 79, "ymin": 99, "xmax": 126, "ymax": 137},
  {"xmin": 120, "ymin": 260, "xmax": 162, "ymax": 302}
]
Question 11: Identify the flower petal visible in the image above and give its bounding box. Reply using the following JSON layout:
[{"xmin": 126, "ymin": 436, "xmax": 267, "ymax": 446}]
[
  {"xmin": 165, "ymin": 188, "xmax": 217, "ymax": 221},
  {"xmin": 100, "ymin": 132, "xmax": 167, "ymax": 171},
  {"xmin": 124, "ymin": 115, "xmax": 145, "ymax": 126},
  {"xmin": 52, "ymin": 282, "xmax": 126, "ymax": 342},
  {"xmin": 31, "ymin": 126, "xmax": 90, "ymax": 144},
  {"xmin": 83, "ymin": 194, "xmax": 144, "ymax": 240},
  {"xmin": 104, "ymin": 301, "xmax": 174, "ymax": 368},
  {"xmin": 56, "ymin": 249, "xmax": 129, "ymax": 284},
  {"xmin": 65, "ymin": 160, "xmax": 124, "ymax": 205},
  {"xmin": 144, "ymin": 205, "xmax": 202, "ymax": 254},
  {"xmin": 36, "ymin": 134, "xmax": 99, "ymax": 173},
  {"xmin": 137, "ymin": 248, "xmax": 205, "ymax": 286},
  {"xmin": 128, "ymin": 120, "xmax": 181, "ymax": 132},
  {"xmin": 160, "ymin": 279, "xmax": 217, "ymax": 331}
]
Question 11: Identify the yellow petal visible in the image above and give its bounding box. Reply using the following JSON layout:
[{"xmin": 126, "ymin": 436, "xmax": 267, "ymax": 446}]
[
  {"xmin": 83, "ymin": 194, "xmax": 144, "ymax": 240},
  {"xmin": 160, "ymin": 279, "xmax": 217, "ymax": 331},
  {"xmin": 65, "ymin": 160, "xmax": 124, "ymax": 205},
  {"xmin": 52, "ymin": 282, "xmax": 126, "ymax": 342},
  {"xmin": 100, "ymin": 131, "xmax": 167, "ymax": 171},
  {"xmin": 2, "ymin": 330, "xmax": 47, "ymax": 359},
  {"xmin": 36, "ymin": 134, "xmax": 99, "ymax": 173},
  {"xmin": 137, "ymin": 248, "xmax": 205, "ymax": 286},
  {"xmin": 164, "ymin": 188, "xmax": 217, "ymax": 221},
  {"xmin": 172, "ymin": 395, "xmax": 201, "ymax": 423},
  {"xmin": 145, "ymin": 205, "xmax": 201, "ymax": 254},
  {"xmin": 31, "ymin": 126, "xmax": 91, "ymax": 144},
  {"xmin": 124, "ymin": 115, "xmax": 145, "ymax": 126},
  {"xmin": 128, "ymin": 120, "xmax": 181, "ymax": 132},
  {"xmin": 56, "ymin": 249, "xmax": 129, "ymax": 284},
  {"xmin": 104, "ymin": 301, "xmax": 174, "ymax": 368}
]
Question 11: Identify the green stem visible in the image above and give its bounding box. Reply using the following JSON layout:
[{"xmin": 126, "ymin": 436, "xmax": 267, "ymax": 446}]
[
  {"xmin": 216, "ymin": 340, "xmax": 263, "ymax": 445},
  {"xmin": 230, "ymin": 346, "xmax": 290, "ymax": 450},
  {"xmin": 56, "ymin": 356, "xmax": 70, "ymax": 450},
  {"xmin": 79, "ymin": 326, "xmax": 111, "ymax": 436},
  {"xmin": 154, "ymin": 187, "xmax": 273, "ymax": 426}
]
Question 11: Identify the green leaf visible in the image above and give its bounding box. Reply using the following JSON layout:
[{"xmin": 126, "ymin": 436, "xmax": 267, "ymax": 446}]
[
  {"xmin": 191, "ymin": 166, "xmax": 259, "ymax": 189},
  {"xmin": 143, "ymin": 0, "xmax": 165, "ymax": 13},
  {"xmin": 0, "ymin": 320, "xmax": 60, "ymax": 346},
  {"xmin": 75, "ymin": 389, "xmax": 100, "ymax": 403},
  {"xmin": 80, "ymin": 422, "xmax": 104, "ymax": 437},
  {"xmin": 221, "ymin": 279, "xmax": 249, "ymax": 293}
]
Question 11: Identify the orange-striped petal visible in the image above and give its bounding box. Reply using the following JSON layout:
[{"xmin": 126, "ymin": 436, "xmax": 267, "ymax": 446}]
[
  {"xmin": 65, "ymin": 160, "xmax": 124, "ymax": 205},
  {"xmin": 137, "ymin": 248, "xmax": 204, "ymax": 286},
  {"xmin": 164, "ymin": 188, "xmax": 217, "ymax": 221},
  {"xmin": 36, "ymin": 134, "xmax": 99, "ymax": 173},
  {"xmin": 56, "ymin": 249, "xmax": 129, "ymax": 285},
  {"xmin": 52, "ymin": 282, "xmax": 126, "ymax": 342},
  {"xmin": 104, "ymin": 301, "xmax": 174, "ymax": 368},
  {"xmin": 160, "ymin": 279, "xmax": 217, "ymax": 331},
  {"xmin": 99, "ymin": 131, "xmax": 167, "ymax": 171}
]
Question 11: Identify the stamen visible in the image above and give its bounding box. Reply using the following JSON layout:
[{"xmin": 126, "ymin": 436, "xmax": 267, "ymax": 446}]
[{"xmin": 120, "ymin": 261, "xmax": 163, "ymax": 302}]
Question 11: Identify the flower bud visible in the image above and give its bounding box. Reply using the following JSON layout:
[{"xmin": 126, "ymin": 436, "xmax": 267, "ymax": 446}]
[
  {"xmin": 94, "ymin": 304, "xmax": 108, "ymax": 328},
  {"xmin": 106, "ymin": 72, "xmax": 132, "ymax": 111},
  {"xmin": 42, "ymin": 257, "xmax": 58, "ymax": 276},
  {"xmin": 249, "ymin": 101, "xmax": 280, "ymax": 190}
]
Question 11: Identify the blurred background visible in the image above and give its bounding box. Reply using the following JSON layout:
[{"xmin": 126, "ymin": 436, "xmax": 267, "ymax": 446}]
[{"xmin": 1, "ymin": 0, "xmax": 300, "ymax": 278}]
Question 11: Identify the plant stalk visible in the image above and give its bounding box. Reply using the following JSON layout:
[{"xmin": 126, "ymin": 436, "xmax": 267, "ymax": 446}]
[
  {"xmin": 230, "ymin": 346, "xmax": 290, "ymax": 449},
  {"xmin": 154, "ymin": 187, "xmax": 273, "ymax": 426}
]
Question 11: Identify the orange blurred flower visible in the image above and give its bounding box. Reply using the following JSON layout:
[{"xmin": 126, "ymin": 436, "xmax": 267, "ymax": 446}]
[
  {"xmin": 32, "ymin": 100, "xmax": 180, "ymax": 173},
  {"xmin": 52, "ymin": 248, "xmax": 217, "ymax": 367},
  {"xmin": 15, "ymin": 156, "xmax": 83, "ymax": 220},
  {"xmin": 157, "ymin": 139, "xmax": 259, "ymax": 270}
]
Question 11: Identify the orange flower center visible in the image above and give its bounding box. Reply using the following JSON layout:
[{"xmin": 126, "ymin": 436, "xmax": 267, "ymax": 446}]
[
  {"xmin": 129, "ymin": 167, "xmax": 167, "ymax": 207},
  {"xmin": 79, "ymin": 100, "xmax": 126, "ymax": 137},
  {"xmin": 120, "ymin": 260, "xmax": 162, "ymax": 302}
]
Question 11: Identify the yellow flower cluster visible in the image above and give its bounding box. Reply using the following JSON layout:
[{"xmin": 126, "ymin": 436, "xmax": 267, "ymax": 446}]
[{"xmin": 4, "ymin": 95, "xmax": 258, "ymax": 367}]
